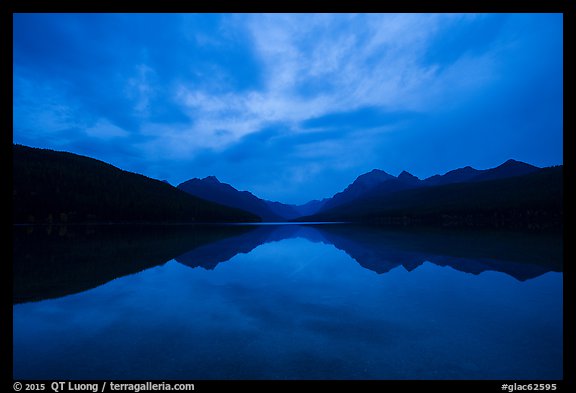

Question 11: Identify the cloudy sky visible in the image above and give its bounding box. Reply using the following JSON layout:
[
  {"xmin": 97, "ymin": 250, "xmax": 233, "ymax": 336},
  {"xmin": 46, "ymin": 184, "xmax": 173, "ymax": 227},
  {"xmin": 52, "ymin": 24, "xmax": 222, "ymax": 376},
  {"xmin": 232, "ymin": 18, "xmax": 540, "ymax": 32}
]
[{"xmin": 13, "ymin": 13, "xmax": 563, "ymax": 204}]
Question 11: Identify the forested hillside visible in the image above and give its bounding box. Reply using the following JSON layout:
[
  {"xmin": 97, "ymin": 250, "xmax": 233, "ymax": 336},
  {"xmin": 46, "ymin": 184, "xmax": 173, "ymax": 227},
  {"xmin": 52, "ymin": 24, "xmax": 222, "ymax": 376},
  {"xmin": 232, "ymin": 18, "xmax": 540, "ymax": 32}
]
[{"xmin": 13, "ymin": 145, "xmax": 259, "ymax": 224}]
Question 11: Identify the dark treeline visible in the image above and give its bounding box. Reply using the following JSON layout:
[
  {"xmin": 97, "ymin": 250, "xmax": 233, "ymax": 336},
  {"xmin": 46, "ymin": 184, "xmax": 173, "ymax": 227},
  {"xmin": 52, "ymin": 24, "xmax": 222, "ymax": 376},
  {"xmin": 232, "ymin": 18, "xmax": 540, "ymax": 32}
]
[{"xmin": 13, "ymin": 144, "xmax": 259, "ymax": 224}]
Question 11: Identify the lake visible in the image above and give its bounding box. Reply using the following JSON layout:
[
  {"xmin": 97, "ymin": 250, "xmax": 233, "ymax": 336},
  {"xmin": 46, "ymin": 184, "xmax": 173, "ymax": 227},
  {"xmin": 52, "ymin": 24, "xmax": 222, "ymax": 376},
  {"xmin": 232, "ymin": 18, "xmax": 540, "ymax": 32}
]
[{"xmin": 13, "ymin": 224, "xmax": 563, "ymax": 380}]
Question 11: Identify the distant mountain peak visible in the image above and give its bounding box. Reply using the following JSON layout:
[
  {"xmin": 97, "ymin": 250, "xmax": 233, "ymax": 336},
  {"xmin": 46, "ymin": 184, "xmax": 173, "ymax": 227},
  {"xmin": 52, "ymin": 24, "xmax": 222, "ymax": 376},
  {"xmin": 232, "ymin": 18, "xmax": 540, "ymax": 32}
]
[
  {"xmin": 448, "ymin": 165, "xmax": 477, "ymax": 174},
  {"xmin": 368, "ymin": 168, "xmax": 388, "ymax": 175},
  {"xmin": 348, "ymin": 170, "xmax": 396, "ymax": 192},
  {"xmin": 499, "ymin": 159, "xmax": 534, "ymax": 168},
  {"xmin": 355, "ymin": 169, "xmax": 395, "ymax": 183},
  {"xmin": 467, "ymin": 159, "xmax": 539, "ymax": 183},
  {"xmin": 202, "ymin": 175, "xmax": 221, "ymax": 183},
  {"xmin": 398, "ymin": 170, "xmax": 419, "ymax": 182},
  {"xmin": 178, "ymin": 175, "xmax": 286, "ymax": 221}
]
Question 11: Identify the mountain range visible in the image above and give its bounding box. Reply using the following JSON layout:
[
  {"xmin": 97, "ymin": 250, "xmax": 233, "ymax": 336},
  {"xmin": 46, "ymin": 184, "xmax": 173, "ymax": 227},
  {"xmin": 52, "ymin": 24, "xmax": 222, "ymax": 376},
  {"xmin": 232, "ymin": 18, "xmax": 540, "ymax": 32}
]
[
  {"xmin": 318, "ymin": 158, "xmax": 544, "ymax": 211},
  {"xmin": 177, "ymin": 176, "xmax": 324, "ymax": 221},
  {"xmin": 302, "ymin": 163, "xmax": 562, "ymax": 229},
  {"xmin": 176, "ymin": 158, "xmax": 562, "ymax": 230},
  {"xmin": 13, "ymin": 143, "xmax": 562, "ymax": 230}
]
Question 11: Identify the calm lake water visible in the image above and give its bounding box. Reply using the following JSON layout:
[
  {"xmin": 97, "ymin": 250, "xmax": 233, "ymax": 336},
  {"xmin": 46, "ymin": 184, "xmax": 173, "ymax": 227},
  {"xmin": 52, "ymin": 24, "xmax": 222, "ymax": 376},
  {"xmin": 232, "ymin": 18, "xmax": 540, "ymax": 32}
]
[{"xmin": 13, "ymin": 224, "xmax": 563, "ymax": 380}]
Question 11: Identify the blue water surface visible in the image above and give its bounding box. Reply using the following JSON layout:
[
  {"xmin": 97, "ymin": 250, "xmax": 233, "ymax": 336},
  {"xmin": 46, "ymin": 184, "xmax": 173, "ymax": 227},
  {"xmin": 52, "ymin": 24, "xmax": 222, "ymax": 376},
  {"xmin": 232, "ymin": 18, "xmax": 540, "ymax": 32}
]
[{"xmin": 13, "ymin": 227, "xmax": 562, "ymax": 380}]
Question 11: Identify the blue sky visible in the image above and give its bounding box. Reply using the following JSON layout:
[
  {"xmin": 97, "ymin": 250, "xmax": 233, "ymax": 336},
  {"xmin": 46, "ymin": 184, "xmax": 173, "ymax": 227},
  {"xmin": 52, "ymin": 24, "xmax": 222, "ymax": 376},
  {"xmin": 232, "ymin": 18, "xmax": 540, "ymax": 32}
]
[{"xmin": 13, "ymin": 13, "xmax": 563, "ymax": 204}]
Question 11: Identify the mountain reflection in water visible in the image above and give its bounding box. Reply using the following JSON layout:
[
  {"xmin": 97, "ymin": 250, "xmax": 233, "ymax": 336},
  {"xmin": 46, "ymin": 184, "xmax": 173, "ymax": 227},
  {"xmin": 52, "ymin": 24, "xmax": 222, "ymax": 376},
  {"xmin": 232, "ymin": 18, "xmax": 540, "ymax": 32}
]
[{"xmin": 14, "ymin": 223, "xmax": 562, "ymax": 304}]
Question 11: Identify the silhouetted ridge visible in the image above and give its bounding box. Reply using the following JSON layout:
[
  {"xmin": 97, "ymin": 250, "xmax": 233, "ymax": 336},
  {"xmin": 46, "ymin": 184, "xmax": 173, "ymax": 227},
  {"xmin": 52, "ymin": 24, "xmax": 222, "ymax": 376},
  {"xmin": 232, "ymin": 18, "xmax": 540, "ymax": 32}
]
[
  {"xmin": 203, "ymin": 175, "xmax": 221, "ymax": 183},
  {"xmin": 12, "ymin": 144, "xmax": 259, "ymax": 224},
  {"xmin": 178, "ymin": 177, "xmax": 285, "ymax": 221},
  {"xmin": 472, "ymin": 159, "xmax": 538, "ymax": 182},
  {"xmin": 423, "ymin": 165, "xmax": 480, "ymax": 186},
  {"xmin": 176, "ymin": 158, "xmax": 553, "ymax": 227},
  {"xmin": 177, "ymin": 174, "xmax": 327, "ymax": 221},
  {"xmin": 319, "ymin": 169, "xmax": 396, "ymax": 211},
  {"xmin": 301, "ymin": 165, "xmax": 562, "ymax": 231},
  {"xmin": 398, "ymin": 171, "xmax": 420, "ymax": 183}
]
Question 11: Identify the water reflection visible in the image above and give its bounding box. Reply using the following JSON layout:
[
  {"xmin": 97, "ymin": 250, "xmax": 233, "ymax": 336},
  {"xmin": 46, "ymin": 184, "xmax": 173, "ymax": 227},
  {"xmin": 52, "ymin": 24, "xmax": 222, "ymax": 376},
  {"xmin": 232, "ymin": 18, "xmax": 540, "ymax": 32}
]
[
  {"xmin": 13, "ymin": 224, "xmax": 252, "ymax": 303},
  {"xmin": 13, "ymin": 224, "xmax": 563, "ymax": 380},
  {"xmin": 311, "ymin": 225, "xmax": 562, "ymax": 280},
  {"xmin": 14, "ymin": 223, "xmax": 562, "ymax": 304}
]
